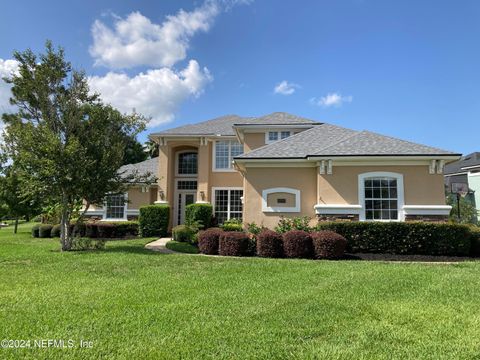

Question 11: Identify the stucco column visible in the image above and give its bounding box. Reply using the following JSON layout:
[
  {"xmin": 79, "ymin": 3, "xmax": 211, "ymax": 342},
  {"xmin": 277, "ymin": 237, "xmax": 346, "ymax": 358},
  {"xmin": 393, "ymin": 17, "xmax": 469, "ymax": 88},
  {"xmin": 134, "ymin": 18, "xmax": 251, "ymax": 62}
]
[
  {"xmin": 155, "ymin": 144, "xmax": 170, "ymax": 205},
  {"xmin": 196, "ymin": 138, "xmax": 210, "ymax": 203}
]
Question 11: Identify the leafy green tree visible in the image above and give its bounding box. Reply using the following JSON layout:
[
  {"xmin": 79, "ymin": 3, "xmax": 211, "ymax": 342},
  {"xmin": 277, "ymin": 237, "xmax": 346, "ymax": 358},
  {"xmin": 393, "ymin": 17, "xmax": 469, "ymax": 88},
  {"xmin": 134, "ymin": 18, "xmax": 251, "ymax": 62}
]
[
  {"xmin": 123, "ymin": 135, "xmax": 148, "ymax": 165},
  {"xmin": 0, "ymin": 169, "xmax": 42, "ymax": 233},
  {"xmin": 1, "ymin": 41, "xmax": 148, "ymax": 250},
  {"xmin": 447, "ymin": 193, "xmax": 478, "ymax": 224},
  {"xmin": 144, "ymin": 139, "xmax": 159, "ymax": 159}
]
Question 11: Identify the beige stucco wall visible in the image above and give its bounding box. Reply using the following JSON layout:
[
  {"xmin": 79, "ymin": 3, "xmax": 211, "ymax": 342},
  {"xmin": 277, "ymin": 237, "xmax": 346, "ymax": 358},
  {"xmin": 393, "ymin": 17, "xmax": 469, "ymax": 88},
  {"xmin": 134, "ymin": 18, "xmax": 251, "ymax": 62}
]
[
  {"xmin": 243, "ymin": 164, "xmax": 446, "ymax": 228},
  {"xmin": 128, "ymin": 186, "xmax": 157, "ymax": 209},
  {"xmin": 243, "ymin": 132, "xmax": 266, "ymax": 152},
  {"xmin": 317, "ymin": 165, "xmax": 445, "ymax": 205},
  {"xmin": 243, "ymin": 167, "xmax": 317, "ymax": 228}
]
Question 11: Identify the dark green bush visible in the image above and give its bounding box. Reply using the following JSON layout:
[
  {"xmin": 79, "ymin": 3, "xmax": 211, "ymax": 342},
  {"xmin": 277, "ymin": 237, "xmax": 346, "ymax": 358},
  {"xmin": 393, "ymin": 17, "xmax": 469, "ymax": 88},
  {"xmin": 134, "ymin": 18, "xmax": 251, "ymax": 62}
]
[
  {"xmin": 172, "ymin": 225, "xmax": 195, "ymax": 243},
  {"xmin": 221, "ymin": 218, "xmax": 243, "ymax": 232},
  {"xmin": 70, "ymin": 223, "xmax": 86, "ymax": 237},
  {"xmin": 86, "ymin": 223, "xmax": 98, "ymax": 238},
  {"xmin": 31, "ymin": 224, "xmax": 41, "ymax": 238},
  {"xmin": 139, "ymin": 205, "xmax": 170, "ymax": 237},
  {"xmin": 316, "ymin": 221, "xmax": 473, "ymax": 256},
  {"xmin": 219, "ymin": 231, "xmax": 249, "ymax": 256},
  {"xmin": 257, "ymin": 229, "xmax": 283, "ymax": 258},
  {"xmin": 39, "ymin": 224, "xmax": 53, "ymax": 238},
  {"xmin": 469, "ymin": 226, "xmax": 480, "ymax": 256},
  {"xmin": 311, "ymin": 231, "xmax": 347, "ymax": 259},
  {"xmin": 112, "ymin": 221, "xmax": 139, "ymax": 237},
  {"xmin": 51, "ymin": 224, "xmax": 61, "ymax": 237},
  {"xmin": 96, "ymin": 223, "xmax": 116, "ymax": 238},
  {"xmin": 185, "ymin": 203, "xmax": 213, "ymax": 229},
  {"xmin": 71, "ymin": 238, "xmax": 106, "ymax": 251}
]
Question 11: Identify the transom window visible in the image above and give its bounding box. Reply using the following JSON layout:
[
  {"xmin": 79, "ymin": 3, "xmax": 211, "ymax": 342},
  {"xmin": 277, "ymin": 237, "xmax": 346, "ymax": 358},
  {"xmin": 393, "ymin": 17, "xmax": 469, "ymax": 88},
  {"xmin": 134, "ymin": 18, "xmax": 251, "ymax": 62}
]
[
  {"xmin": 364, "ymin": 177, "xmax": 398, "ymax": 220},
  {"xmin": 177, "ymin": 180, "xmax": 198, "ymax": 190},
  {"xmin": 177, "ymin": 152, "xmax": 197, "ymax": 175},
  {"xmin": 214, "ymin": 189, "xmax": 243, "ymax": 224},
  {"xmin": 267, "ymin": 131, "xmax": 291, "ymax": 143},
  {"xmin": 214, "ymin": 141, "xmax": 243, "ymax": 170},
  {"xmin": 105, "ymin": 194, "xmax": 125, "ymax": 219}
]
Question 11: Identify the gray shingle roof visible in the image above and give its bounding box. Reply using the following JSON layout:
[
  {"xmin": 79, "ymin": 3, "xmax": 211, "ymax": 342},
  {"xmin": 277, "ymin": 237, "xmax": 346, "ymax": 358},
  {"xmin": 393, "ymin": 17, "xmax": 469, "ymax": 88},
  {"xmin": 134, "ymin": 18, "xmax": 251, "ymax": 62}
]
[
  {"xmin": 444, "ymin": 152, "xmax": 480, "ymax": 175},
  {"xmin": 236, "ymin": 124, "xmax": 459, "ymax": 159},
  {"xmin": 150, "ymin": 112, "xmax": 319, "ymax": 136},
  {"xmin": 119, "ymin": 157, "xmax": 158, "ymax": 182}
]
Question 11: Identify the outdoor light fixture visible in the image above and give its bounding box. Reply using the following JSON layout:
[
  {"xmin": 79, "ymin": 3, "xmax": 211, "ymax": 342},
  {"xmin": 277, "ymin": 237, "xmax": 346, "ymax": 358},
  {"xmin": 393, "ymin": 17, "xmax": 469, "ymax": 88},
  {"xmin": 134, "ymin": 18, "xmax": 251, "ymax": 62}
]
[
  {"xmin": 200, "ymin": 191, "xmax": 205, "ymax": 201},
  {"xmin": 159, "ymin": 190, "xmax": 165, "ymax": 200}
]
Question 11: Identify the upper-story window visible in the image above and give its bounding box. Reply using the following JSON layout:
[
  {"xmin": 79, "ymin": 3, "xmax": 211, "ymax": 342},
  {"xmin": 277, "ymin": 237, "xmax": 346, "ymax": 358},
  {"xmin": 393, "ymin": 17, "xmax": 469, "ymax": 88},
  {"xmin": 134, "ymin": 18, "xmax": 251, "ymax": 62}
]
[
  {"xmin": 177, "ymin": 151, "xmax": 198, "ymax": 176},
  {"xmin": 266, "ymin": 131, "xmax": 291, "ymax": 143},
  {"xmin": 214, "ymin": 140, "xmax": 243, "ymax": 171}
]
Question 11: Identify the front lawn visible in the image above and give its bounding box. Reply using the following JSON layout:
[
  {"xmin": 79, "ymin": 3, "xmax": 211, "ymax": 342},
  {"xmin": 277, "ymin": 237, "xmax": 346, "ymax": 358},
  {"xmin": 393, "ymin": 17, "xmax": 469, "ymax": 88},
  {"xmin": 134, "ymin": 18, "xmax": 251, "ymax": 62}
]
[{"xmin": 1, "ymin": 223, "xmax": 480, "ymax": 359}]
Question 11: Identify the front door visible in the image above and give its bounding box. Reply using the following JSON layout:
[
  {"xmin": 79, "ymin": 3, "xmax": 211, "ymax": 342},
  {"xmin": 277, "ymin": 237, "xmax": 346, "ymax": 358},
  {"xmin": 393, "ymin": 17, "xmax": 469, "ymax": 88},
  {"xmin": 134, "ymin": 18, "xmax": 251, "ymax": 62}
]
[{"xmin": 175, "ymin": 191, "xmax": 196, "ymax": 225}]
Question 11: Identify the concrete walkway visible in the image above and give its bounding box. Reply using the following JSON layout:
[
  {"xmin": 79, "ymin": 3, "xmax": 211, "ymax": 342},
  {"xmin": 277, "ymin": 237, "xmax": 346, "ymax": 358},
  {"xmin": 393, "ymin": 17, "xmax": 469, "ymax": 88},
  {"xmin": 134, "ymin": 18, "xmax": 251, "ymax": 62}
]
[{"xmin": 145, "ymin": 237, "xmax": 174, "ymax": 253}]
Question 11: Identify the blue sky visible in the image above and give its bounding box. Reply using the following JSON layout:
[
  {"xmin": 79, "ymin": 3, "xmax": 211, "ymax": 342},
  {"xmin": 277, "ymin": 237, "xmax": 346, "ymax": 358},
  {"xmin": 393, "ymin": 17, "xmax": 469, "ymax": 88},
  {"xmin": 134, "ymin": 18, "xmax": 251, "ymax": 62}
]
[{"xmin": 1, "ymin": 0, "xmax": 479, "ymax": 154}]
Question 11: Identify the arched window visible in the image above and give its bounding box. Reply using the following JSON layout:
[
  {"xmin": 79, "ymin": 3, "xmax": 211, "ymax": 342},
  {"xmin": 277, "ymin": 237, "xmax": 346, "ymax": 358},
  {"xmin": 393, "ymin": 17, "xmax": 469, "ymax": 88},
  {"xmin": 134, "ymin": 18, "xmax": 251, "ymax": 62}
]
[
  {"xmin": 358, "ymin": 172, "xmax": 404, "ymax": 221},
  {"xmin": 177, "ymin": 151, "xmax": 197, "ymax": 176}
]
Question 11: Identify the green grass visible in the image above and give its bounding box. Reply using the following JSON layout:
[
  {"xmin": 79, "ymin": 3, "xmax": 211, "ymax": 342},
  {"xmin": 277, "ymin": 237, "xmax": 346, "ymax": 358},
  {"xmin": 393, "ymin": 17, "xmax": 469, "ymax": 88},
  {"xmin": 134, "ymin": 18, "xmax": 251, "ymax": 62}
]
[
  {"xmin": 166, "ymin": 240, "xmax": 199, "ymax": 254},
  {"xmin": 1, "ymin": 223, "xmax": 480, "ymax": 359}
]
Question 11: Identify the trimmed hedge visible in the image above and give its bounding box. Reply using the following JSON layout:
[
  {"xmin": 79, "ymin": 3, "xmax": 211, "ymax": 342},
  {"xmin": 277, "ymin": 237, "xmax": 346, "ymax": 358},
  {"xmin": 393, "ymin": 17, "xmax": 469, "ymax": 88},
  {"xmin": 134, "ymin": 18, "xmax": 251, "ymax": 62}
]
[
  {"xmin": 139, "ymin": 205, "xmax": 170, "ymax": 237},
  {"xmin": 315, "ymin": 221, "xmax": 473, "ymax": 256},
  {"xmin": 31, "ymin": 224, "xmax": 41, "ymax": 238},
  {"xmin": 198, "ymin": 228, "xmax": 223, "ymax": 255},
  {"xmin": 86, "ymin": 223, "xmax": 98, "ymax": 238},
  {"xmin": 311, "ymin": 231, "xmax": 347, "ymax": 259},
  {"xmin": 469, "ymin": 226, "xmax": 480, "ymax": 256},
  {"xmin": 221, "ymin": 219, "xmax": 243, "ymax": 232},
  {"xmin": 39, "ymin": 224, "xmax": 53, "ymax": 238},
  {"xmin": 172, "ymin": 225, "xmax": 195, "ymax": 243},
  {"xmin": 257, "ymin": 229, "xmax": 284, "ymax": 258},
  {"xmin": 219, "ymin": 231, "xmax": 249, "ymax": 256},
  {"xmin": 185, "ymin": 203, "xmax": 213, "ymax": 229},
  {"xmin": 97, "ymin": 223, "xmax": 115, "ymax": 238},
  {"xmin": 51, "ymin": 224, "xmax": 61, "ymax": 237},
  {"xmin": 282, "ymin": 230, "xmax": 313, "ymax": 258}
]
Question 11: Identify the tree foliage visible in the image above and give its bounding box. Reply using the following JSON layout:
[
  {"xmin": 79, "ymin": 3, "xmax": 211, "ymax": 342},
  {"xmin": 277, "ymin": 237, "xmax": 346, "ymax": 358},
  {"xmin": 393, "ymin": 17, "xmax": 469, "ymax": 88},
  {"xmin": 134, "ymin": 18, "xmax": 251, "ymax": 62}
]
[
  {"xmin": 123, "ymin": 135, "xmax": 148, "ymax": 165},
  {"xmin": 1, "ymin": 41, "xmax": 149, "ymax": 250},
  {"xmin": 447, "ymin": 193, "xmax": 478, "ymax": 224}
]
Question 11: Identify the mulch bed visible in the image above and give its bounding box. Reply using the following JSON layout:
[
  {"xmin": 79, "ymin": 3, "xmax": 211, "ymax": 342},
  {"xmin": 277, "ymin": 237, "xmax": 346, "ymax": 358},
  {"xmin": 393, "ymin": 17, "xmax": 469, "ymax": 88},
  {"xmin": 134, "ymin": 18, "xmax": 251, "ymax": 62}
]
[{"xmin": 344, "ymin": 253, "xmax": 477, "ymax": 262}]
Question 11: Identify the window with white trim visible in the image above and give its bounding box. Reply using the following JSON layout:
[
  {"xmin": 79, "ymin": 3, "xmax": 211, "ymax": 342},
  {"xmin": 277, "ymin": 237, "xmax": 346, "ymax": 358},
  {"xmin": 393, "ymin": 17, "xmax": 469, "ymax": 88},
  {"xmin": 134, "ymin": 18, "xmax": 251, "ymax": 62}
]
[
  {"xmin": 105, "ymin": 194, "xmax": 125, "ymax": 219},
  {"xmin": 267, "ymin": 131, "xmax": 291, "ymax": 143},
  {"xmin": 214, "ymin": 189, "xmax": 243, "ymax": 224},
  {"xmin": 214, "ymin": 141, "xmax": 243, "ymax": 170},
  {"xmin": 363, "ymin": 177, "xmax": 398, "ymax": 220}
]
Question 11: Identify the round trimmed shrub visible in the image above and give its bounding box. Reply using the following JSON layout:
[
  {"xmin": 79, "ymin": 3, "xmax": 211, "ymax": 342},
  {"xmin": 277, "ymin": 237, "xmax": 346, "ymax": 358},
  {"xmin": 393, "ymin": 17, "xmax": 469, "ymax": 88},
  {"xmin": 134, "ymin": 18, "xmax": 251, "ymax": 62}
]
[
  {"xmin": 219, "ymin": 231, "xmax": 249, "ymax": 257},
  {"xmin": 172, "ymin": 225, "xmax": 195, "ymax": 243},
  {"xmin": 311, "ymin": 230, "xmax": 347, "ymax": 259},
  {"xmin": 51, "ymin": 224, "xmax": 61, "ymax": 237},
  {"xmin": 257, "ymin": 229, "xmax": 283, "ymax": 258},
  {"xmin": 31, "ymin": 224, "xmax": 41, "ymax": 238},
  {"xmin": 198, "ymin": 228, "xmax": 223, "ymax": 255},
  {"xmin": 282, "ymin": 230, "xmax": 313, "ymax": 258},
  {"xmin": 39, "ymin": 224, "xmax": 53, "ymax": 238}
]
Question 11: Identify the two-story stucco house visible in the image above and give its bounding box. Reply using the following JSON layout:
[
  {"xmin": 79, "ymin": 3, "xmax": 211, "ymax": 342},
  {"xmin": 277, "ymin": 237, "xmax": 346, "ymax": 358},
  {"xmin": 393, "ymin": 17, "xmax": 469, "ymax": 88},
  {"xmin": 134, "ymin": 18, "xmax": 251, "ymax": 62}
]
[{"xmin": 85, "ymin": 112, "xmax": 460, "ymax": 228}]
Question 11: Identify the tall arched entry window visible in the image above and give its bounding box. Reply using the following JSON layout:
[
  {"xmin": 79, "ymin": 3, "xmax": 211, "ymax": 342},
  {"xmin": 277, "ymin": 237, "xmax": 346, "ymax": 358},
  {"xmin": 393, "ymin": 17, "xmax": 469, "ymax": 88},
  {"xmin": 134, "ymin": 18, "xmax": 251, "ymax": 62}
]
[{"xmin": 174, "ymin": 150, "xmax": 198, "ymax": 225}]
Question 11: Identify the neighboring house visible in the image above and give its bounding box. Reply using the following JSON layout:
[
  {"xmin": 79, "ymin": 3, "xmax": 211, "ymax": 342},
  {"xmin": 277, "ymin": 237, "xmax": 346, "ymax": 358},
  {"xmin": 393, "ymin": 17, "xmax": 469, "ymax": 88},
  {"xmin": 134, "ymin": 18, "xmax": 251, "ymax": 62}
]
[
  {"xmin": 85, "ymin": 112, "xmax": 460, "ymax": 227},
  {"xmin": 444, "ymin": 152, "xmax": 480, "ymax": 220}
]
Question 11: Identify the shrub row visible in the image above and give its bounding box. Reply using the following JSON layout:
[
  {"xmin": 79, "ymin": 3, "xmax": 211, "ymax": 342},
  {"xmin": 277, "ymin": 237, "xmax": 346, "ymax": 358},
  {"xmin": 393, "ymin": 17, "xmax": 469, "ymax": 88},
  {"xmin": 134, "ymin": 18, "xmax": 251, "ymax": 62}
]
[
  {"xmin": 198, "ymin": 228, "xmax": 346, "ymax": 259},
  {"xmin": 139, "ymin": 205, "xmax": 169, "ymax": 237},
  {"xmin": 32, "ymin": 221, "xmax": 138, "ymax": 239},
  {"xmin": 316, "ymin": 221, "xmax": 473, "ymax": 256}
]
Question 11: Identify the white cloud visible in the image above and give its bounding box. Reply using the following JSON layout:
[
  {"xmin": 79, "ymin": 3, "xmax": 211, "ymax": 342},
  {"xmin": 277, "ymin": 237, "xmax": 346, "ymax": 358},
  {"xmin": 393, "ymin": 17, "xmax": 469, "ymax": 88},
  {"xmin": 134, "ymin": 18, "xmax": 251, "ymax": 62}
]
[
  {"xmin": 273, "ymin": 80, "xmax": 299, "ymax": 95},
  {"xmin": 90, "ymin": 1, "xmax": 227, "ymax": 69},
  {"xmin": 88, "ymin": 60, "xmax": 212, "ymax": 127},
  {"xmin": 0, "ymin": 59, "xmax": 20, "ymax": 133},
  {"xmin": 310, "ymin": 92, "xmax": 353, "ymax": 107}
]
